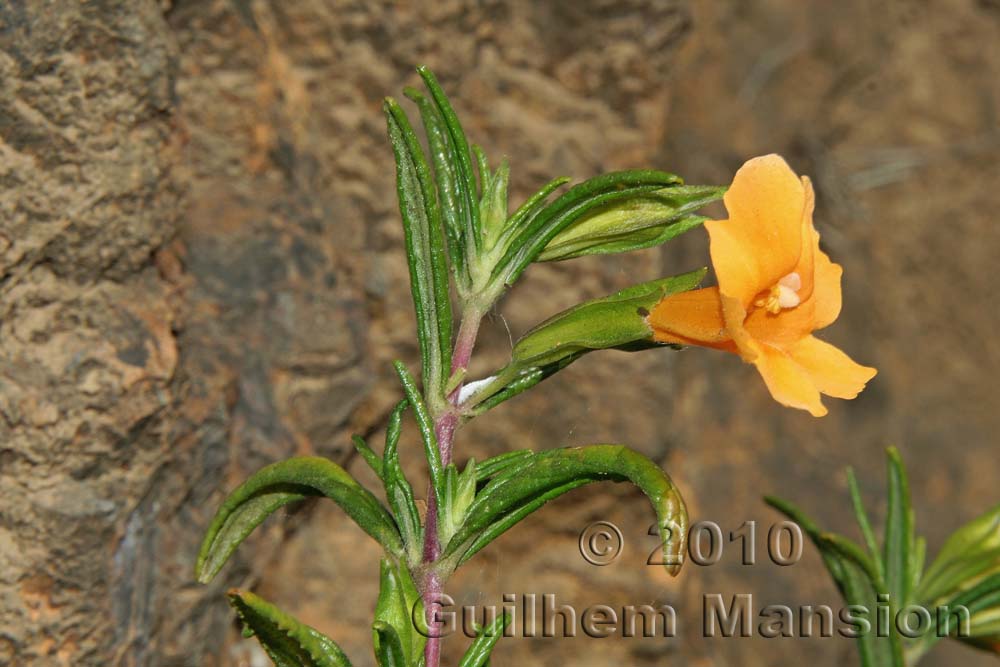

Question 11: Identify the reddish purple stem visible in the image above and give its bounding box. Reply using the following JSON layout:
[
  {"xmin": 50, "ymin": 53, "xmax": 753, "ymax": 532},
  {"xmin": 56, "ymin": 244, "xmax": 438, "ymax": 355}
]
[{"xmin": 422, "ymin": 311, "xmax": 481, "ymax": 667}]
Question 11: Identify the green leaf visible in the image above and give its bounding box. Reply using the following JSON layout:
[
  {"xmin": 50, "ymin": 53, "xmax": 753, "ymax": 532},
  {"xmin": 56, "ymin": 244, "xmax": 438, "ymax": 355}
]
[
  {"xmin": 393, "ymin": 361, "xmax": 443, "ymax": 509},
  {"xmin": 443, "ymin": 445, "xmax": 688, "ymax": 576},
  {"xmin": 372, "ymin": 620, "xmax": 408, "ymax": 667},
  {"xmin": 374, "ymin": 558, "xmax": 425, "ymax": 666},
  {"xmin": 765, "ymin": 496, "xmax": 900, "ymax": 667},
  {"xmin": 473, "ymin": 450, "xmax": 534, "ymax": 481},
  {"xmin": 382, "ymin": 400, "xmax": 422, "ymax": 562},
  {"xmin": 196, "ymin": 457, "xmax": 402, "ymax": 583},
  {"xmin": 536, "ymin": 185, "xmax": 724, "ymax": 261},
  {"xmin": 491, "ymin": 170, "xmax": 682, "ymax": 286},
  {"xmin": 846, "ymin": 467, "xmax": 885, "ymax": 585},
  {"xmin": 228, "ymin": 589, "xmax": 352, "ymax": 667},
  {"xmin": 403, "ymin": 87, "xmax": 467, "ymax": 282},
  {"xmin": 384, "ymin": 98, "xmax": 453, "ymax": 397},
  {"xmin": 416, "ymin": 66, "xmax": 481, "ymax": 256},
  {"xmin": 439, "ymin": 459, "xmax": 478, "ymax": 546},
  {"xmin": 458, "ymin": 613, "xmax": 510, "ymax": 667},
  {"xmin": 476, "ymin": 151, "xmax": 509, "ymax": 248},
  {"xmin": 884, "ymin": 447, "xmax": 915, "ymax": 608},
  {"xmin": 352, "ymin": 434, "xmax": 384, "ymax": 481},
  {"xmin": 464, "ymin": 353, "xmax": 585, "ymax": 415},
  {"xmin": 500, "ymin": 176, "xmax": 570, "ymax": 243},
  {"xmin": 911, "ymin": 572, "xmax": 1000, "ymax": 658},
  {"xmin": 506, "ymin": 269, "xmax": 706, "ymax": 371},
  {"xmin": 919, "ymin": 502, "xmax": 1000, "ymax": 604}
]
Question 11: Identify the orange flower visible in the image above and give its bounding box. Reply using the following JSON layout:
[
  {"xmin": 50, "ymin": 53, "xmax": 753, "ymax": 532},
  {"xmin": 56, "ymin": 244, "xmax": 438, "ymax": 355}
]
[{"xmin": 648, "ymin": 154, "xmax": 876, "ymax": 417}]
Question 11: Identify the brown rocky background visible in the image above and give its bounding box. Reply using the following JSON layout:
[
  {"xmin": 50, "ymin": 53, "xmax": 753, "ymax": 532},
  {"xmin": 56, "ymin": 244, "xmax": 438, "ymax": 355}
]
[{"xmin": 1, "ymin": 0, "xmax": 997, "ymax": 665}]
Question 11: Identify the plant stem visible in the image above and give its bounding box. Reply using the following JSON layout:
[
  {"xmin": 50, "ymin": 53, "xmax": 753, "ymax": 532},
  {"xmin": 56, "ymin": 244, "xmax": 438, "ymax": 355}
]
[{"xmin": 422, "ymin": 306, "xmax": 483, "ymax": 667}]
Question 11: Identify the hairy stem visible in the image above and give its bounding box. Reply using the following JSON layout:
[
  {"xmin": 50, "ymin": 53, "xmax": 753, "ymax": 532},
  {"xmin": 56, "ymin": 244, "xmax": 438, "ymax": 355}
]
[{"xmin": 422, "ymin": 306, "xmax": 483, "ymax": 667}]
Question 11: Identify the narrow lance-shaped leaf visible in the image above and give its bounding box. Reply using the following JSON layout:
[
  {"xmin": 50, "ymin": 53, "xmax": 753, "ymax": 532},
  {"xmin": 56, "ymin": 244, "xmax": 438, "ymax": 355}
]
[
  {"xmin": 352, "ymin": 434, "xmax": 384, "ymax": 481},
  {"xmin": 884, "ymin": 447, "xmax": 914, "ymax": 608},
  {"xmin": 493, "ymin": 172, "xmax": 682, "ymax": 287},
  {"xmin": 196, "ymin": 457, "xmax": 403, "ymax": 583},
  {"xmin": 229, "ymin": 589, "xmax": 353, "ymax": 667},
  {"xmin": 443, "ymin": 445, "xmax": 688, "ymax": 577},
  {"xmin": 473, "ymin": 450, "xmax": 534, "ymax": 481},
  {"xmin": 919, "ymin": 502, "xmax": 1000, "ymax": 604},
  {"xmin": 384, "ymin": 98, "xmax": 453, "ymax": 396},
  {"xmin": 474, "ymin": 146, "xmax": 509, "ymax": 247},
  {"xmin": 537, "ymin": 185, "xmax": 725, "ymax": 262},
  {"xmin": 439, "ymin": 459, "xmax": 477, "ymax": 546},
  {"xmin": 765, "ymin": 496, "xmax": 900, "ymax": 667},
  {"xmin": 458, "ymin": 613, "xmax": 511, "ymax": 667},
  {"xmin": 393, "ymin": 361, "xmax": 444, "ymax": 508},
  {"xmin": 416, "ymin": 66, "xmax": 481, "ymax": 254},
  {"xmin": 464, "ymin": 352, "xmax": 585, "ymax": 415},
  {"xmin": 382, "ymin": 400, "xmax": 422, "ymax": 561},
  {"xmin": 404, "ymin": 87, "xmax": 467, "ymax": 282},
  {"xmin": 909, "ymin": 571, "xmax": 1000, "ymax": 658},
  {"xmin": 494, "ymin": 176, "xmax": 570, "ymax": 250},
  {"xmin": 846, "ymin": 467, "xmax": 885, "ymax": 585}
]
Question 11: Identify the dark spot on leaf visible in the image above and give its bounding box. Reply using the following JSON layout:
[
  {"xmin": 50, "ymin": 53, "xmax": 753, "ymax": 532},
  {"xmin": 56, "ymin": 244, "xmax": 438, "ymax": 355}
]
[{"xmin": 637, "ymin": 306, "xmax": 650, "ymax": 317}]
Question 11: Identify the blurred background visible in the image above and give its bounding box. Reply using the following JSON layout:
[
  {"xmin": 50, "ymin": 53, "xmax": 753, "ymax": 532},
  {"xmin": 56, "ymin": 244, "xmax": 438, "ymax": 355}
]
[{"xmin": 1, "ymin": 1, "xmax": 998, "ymax": 665}]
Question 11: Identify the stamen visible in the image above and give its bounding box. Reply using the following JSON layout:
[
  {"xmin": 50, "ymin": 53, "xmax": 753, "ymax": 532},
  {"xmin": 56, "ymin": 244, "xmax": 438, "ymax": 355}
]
[{"xmin": 754, "ymin": 272, "xmax": 801, "ymax": 314}]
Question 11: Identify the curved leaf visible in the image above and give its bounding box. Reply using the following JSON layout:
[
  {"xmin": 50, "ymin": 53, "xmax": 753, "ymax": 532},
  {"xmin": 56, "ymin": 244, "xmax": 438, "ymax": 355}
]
[
  {"xmin": 382, "ymin": 400, "xmax": 422, "ymax": 561},
  {"xmin": 229, "ymin": 589, "xmax": 352, "ymax": 667},
  {"xmin": 458, "ymin": 613, "xmax": 510, "ymax": 667},
  {"xmin": 352, "ymin": 434, "xmax": 384, "ymax": 481},
  {"xmin": 442, "ymin": 445, "xmax": 688, "ymax": 576},
  {"xmin": 196, "ymin": 457, "xmax": 402, "ymax": 583}
]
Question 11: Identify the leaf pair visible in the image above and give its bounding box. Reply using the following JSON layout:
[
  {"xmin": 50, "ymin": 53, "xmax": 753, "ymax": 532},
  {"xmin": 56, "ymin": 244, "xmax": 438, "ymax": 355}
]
[
  {"xmin": 195, "ymin": 457, "xmax": 402, "ymax": 585},
  {"xmin": 440, "ymin": 444, "xmax": 688, "ymax": 577}
]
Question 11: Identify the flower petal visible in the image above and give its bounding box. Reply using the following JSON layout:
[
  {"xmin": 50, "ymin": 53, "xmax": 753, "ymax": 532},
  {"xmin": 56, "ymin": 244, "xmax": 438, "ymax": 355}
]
[
  {"xmin": 786, "ymin": 335, "xmax": 877, "ymax": 400},
  {"xmin": 648, "ymin": 287, "xmax": 734, "ymax": 350},
  {"xmin": 751, "ymin": 343, "xmax": 827, "ymax": 417},
  {"xmin": 808, "ymin": 240, "xmax": 843, "ymax": 331},
  {"xmin": 743, "ymin": 244, "xmax": 843, "ymax": 348},
  {"xmin": 708, "ymin": 155, "xmax": 806, "ymax": 307},
  {"xmin": 793, "ymin": 176, "xmax": 817, "ymax": 301}
]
